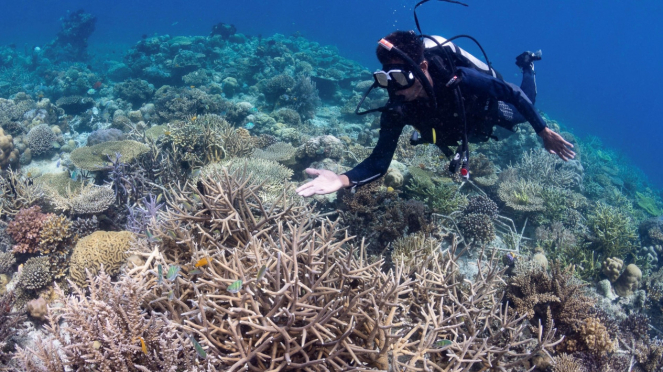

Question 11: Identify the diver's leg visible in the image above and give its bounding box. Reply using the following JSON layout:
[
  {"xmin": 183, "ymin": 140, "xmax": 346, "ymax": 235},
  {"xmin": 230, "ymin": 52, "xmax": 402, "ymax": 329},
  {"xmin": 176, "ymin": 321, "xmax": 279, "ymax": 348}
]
[{"xmin": 515, "ymin": 50, "xmax": 541, "ymax": 104}]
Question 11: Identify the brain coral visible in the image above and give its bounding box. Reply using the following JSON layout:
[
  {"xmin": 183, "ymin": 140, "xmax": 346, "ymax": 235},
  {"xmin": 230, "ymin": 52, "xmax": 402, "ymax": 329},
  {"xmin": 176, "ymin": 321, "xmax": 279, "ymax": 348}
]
[
  {"xmin": 69, "ymin": 231, "xmax": 136, "ymax": 286},
  {"xmin": 26, "ymin": 124, "xmax": 57, "ymax": 156}
]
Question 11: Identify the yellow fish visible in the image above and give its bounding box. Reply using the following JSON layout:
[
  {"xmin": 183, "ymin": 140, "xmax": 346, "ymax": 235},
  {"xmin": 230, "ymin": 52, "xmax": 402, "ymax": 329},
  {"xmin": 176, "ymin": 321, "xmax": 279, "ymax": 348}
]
[
  {"xmin": 191, "ymin": 116, "xmax": 197, "ymax": 121},
  {"xmin": 140, "ymin": 337, "xmax": 147, "ymax": 355},
  {"xmin": 194, "ymin": 257, "xmax": 210, "ymax": 268}
]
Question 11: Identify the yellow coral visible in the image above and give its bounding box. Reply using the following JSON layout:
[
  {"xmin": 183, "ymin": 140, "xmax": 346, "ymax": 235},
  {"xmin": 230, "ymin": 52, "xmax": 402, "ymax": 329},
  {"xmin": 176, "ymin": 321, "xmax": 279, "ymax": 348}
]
[
  {"xmin": 579, "ymin": 317, "xmax": 616, "ymax": 355},
  {"xmin": 69, "ymin": 231, "xmax": 136, "ymax": 286}
]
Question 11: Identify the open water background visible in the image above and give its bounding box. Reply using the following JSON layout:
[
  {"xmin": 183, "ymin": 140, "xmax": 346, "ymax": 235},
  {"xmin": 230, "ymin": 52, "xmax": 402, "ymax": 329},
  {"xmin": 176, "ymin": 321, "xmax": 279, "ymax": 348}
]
[{"xmin": 2, "ymin": 0, "xmax": 662, "ymax": 188}]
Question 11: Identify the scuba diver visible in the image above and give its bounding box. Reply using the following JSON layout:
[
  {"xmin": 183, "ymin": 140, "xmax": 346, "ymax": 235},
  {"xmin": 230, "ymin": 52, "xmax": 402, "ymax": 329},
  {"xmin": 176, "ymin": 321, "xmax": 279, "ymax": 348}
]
[{"xmin": 296, "ymin": 30, "xmax": 575, "ymax": 197}]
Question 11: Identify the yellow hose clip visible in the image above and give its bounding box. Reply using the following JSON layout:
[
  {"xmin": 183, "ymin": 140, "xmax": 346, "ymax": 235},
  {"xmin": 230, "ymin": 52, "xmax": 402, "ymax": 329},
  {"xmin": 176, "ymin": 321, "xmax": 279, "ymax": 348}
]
[{"xmin": 432, "ymin": 128, "xmax": 437, "ymax": 144}]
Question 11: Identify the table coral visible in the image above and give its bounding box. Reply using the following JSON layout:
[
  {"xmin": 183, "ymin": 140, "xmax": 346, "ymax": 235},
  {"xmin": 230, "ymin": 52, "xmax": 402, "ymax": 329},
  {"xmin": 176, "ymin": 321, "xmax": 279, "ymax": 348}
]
[
  {"xmin": 70, "ymin": 140, "xmax": 149, "ymax": 171},
  {"xmin": 69, "ymin": 230, "xmax": 136, "ymax": 286}
]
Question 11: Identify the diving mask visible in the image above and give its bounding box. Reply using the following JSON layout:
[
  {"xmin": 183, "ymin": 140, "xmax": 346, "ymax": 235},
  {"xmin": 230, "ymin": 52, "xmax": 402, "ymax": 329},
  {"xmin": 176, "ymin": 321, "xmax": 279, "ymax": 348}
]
[{"xmin": 373, "ymin": 65, "xmax": 417, "ymax": 90}]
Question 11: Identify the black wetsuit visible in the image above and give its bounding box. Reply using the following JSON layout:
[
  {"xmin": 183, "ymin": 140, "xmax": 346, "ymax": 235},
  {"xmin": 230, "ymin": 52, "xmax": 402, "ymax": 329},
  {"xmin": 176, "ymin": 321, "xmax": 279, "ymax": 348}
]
[{"xmin": 343, "ymin": 62, "xmax": 547, "ymax": 188}]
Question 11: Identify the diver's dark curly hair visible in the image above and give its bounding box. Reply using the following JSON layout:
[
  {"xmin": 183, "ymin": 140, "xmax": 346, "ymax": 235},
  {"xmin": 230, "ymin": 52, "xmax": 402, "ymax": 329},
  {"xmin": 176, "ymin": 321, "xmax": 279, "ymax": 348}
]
[{"xmin": 376, "ymin": 30, "xmax": 425, "ymax": 65}]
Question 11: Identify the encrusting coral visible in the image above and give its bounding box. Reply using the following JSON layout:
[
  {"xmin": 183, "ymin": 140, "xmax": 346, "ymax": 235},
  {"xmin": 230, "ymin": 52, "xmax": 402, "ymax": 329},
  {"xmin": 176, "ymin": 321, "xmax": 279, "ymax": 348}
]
[
  {"xmin": 69, "ymin": 230, "xmax": 136, "ymax": 286},
  {"xmin": 16, "ymin": 269, "xmax": 215, "ymax": 371}
]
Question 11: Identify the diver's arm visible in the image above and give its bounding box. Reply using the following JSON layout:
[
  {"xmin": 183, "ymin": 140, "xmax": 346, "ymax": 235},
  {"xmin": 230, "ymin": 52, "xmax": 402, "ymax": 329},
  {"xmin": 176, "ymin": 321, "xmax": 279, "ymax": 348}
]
[
  {"xmin": 342, "ymin": 114, "xmax": 405, "ymax": 189},
  {"xmin": 454, "ymin": 66, "xmax": 547, "ymax": 133}
]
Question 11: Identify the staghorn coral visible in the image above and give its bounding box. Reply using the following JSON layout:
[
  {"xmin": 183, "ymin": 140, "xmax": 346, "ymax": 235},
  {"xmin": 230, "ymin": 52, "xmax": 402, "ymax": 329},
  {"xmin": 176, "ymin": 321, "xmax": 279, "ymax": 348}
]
[
  {"xmin": 512, "ymin": 148, "xmax": 582, "ymax": 189},
  {"xmin": 70, "ymin": 140, "xmax": 150, "ymax": 171},
  {"xmin": 16, "ymin": 269, "xmax": 214, "ymax": 371},
  {"xmin": 124, "ymin": 169, "xmax": 561, "ymax": 371},
  {"xmin": 7, "ymin": 206, "xmax": 50, "ymax": 254},
  {"xmin": 0, "ymin": 252, "xmax": 15, "ymax": 274},
  {"xmin": 69, "ymin": 231, "xmax": 136, "ymax": 286},
  {"xmin": 587, "ymin": 202, "xmax": 638, "ymax": 260},
  {"xmin": 390, "ymin": 232, "xmax": 440, "ymax": 275},
  {"xmin": 46, "ymin": 183, "xmax": 115, "ymax": 215},
  {"xmin": 0, "ymin": 169, "xmax": 44, "ymax": 218},
  {"xmin": 167, "ymin": 113, "xmax": 253, "ymax": 165},
  {"xmin": 18, "ymin": 256, "xmax": 53, "ymax": 291},
  {"xmin": 26, "ymin": 124, "xmax": 57, "ymax": 156},
  {"xmin": 506, "ymin": 262, "xmax": 595, "ymax": 334},
  {"xmin": 0, "ymin": 291, "xmax": 27, "ymax": 366}
]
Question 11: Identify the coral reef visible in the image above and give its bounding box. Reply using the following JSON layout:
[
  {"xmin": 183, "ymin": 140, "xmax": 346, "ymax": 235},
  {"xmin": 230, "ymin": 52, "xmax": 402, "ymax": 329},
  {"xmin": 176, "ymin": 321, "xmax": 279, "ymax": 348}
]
[
  {"xmin": 25, "ymin": 124, "xmax": 57, "ymax": 156},
  {"xmin": 16, "ymin": 270, "xmax": 212, "ymax": 371},
  {"xmin": 0, "ymin": 127, "xmax": 18, "ymax": 169},
  {"xmin": 121, "ymin": 169, "xmax": 561, "ymax": 371},
  {"xmin": 69, "ymin": 230, "xmax": 135, "ymax": 286},
  {"xmin": 70, "ymin": 140, "xmax": 149, "ymax": 171},
  {"xmin": 86, "ymin": 128, "xmax": 125, "ymax": 146},
  {"xmin": 18, "ymin": 256, "xmax": 53, "ymax": 291},
  {"xmin": 0, "ymin": 252, "xmax": 15, "ymax": 274},
  {"xmin": 7, "ymin": 206, "xmax": 50, "ymax": 254},
  {"xmin": 46, "ymin": 184, "xmax": 115, "ymax": 215},
  {"xmin": 458, "ymin": 213, "xmax": 496, "ymax": 244}
]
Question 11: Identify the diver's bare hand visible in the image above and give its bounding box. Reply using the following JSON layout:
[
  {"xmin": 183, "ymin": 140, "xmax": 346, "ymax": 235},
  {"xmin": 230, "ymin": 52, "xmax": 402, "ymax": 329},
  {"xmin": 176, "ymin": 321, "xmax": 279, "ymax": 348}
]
[
  {"xmin": 296, "ymin": 169, "xmax": 349, "ymax": 197},
  {"xmin": 538, "ymin": 127, "xmax": 576, "ymax": 161}
]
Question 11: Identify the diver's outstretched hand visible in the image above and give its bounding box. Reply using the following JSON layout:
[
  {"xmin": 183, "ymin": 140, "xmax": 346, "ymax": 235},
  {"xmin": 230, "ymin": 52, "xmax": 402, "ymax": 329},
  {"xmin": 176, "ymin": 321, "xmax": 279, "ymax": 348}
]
[
  {"xmin": 296, "ymin": 168, "xmax": 349, "ymax": 197},
  {"xmin": 538, "ymin": 127, "xmax": 576, "ymax": 161}
]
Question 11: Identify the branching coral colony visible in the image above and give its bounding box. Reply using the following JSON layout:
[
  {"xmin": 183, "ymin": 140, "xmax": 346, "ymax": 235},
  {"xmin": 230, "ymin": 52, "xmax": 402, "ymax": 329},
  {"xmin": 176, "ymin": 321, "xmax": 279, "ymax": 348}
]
[{"xmin": 118, "ymin": 169, "xmax": 562, "ymax": 371}]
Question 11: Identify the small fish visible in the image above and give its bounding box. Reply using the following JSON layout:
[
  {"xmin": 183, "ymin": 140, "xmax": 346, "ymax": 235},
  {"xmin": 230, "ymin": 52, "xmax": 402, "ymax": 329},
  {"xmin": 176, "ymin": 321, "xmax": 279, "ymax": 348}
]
[
  {"xmin": 190, "ymin": 115, "xmax": 197, "ymax": 122},
  {"xmin": 70, "ymin": 169, "xmax": 78, "ymax": 180},
  {"xmin": 156, "ymin": 193, "xmax": 164, "ymax": 203},
  {"xmin": 191, "ymin": 168, "xmax": 201, "ymax": 178},
  {"xmin": 190, "ymin": 85, "xmax": 195, "ymax": 89},
  {"xmin": 56, "ymin": 159, "xmax": 61, "ymax": 168},
  {"xmin": 194, "ymin": 257, "xmax": 210, "ymax": 268},
  {"xmin": 92, "ymin": 340, "xmax": 102, "ymax": 349},
  {"xmin": 157, "ymin": 264, "xmax": 163, "ymax": 284},
  {"xmin": 168, "ymin": 290, "xmax": 174, "ymax": 300},
  {"xmin": 190, "ymin": 335, "xmax": 207, "ymax": 359},
  {"xmin": 166, "ymin": 265, "xmax": 180, "ymax": 281},
  {"xmin": 167, "ymin": 230, "xmax": 177, "ymax": 239},
  {"xmin": 145, "ymin": 230, "xmax": 161, "ymax": 242},
  {"xmin": 172, "ymin": 21, "xmax": 179, "ymax": 26},
  {"xmin": 189, "ymin": 269, "xmax": 203, "ymax": 275},
  {"xmin": 140, "ymin": 337, "xmax": 147, "ymax": 354},
  {"xmin": 435, "ymin": 339, "xmax": 452, "ymax": 347},
  {"xmin": 227, "ymin": 279, "xmax": 242, "ymax": 294},
  {"xmin": 257, "ymin": 265, "xmax": 267, "ymax": 281},
  {"xmin": 191, "ymin": 194, "xmax": 202, "ymax": 203}
]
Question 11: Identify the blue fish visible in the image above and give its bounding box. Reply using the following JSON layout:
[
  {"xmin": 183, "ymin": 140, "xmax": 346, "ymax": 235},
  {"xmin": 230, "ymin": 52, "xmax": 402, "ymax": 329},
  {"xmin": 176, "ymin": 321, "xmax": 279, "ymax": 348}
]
[
  {"xmin": 70, "ymin": 170, "xmax": 78, "ymax": 180},
  {"xmin": 56, "ymin": 159, "xmax": 60, "ymax": 168}
]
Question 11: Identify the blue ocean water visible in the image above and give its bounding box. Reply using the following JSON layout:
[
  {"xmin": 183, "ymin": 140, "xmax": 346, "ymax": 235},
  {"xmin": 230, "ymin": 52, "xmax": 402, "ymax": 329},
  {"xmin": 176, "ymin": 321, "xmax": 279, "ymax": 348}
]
[{"xmin": 1, "ymin": 0, "xmax": 662, "ymax": 187}]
